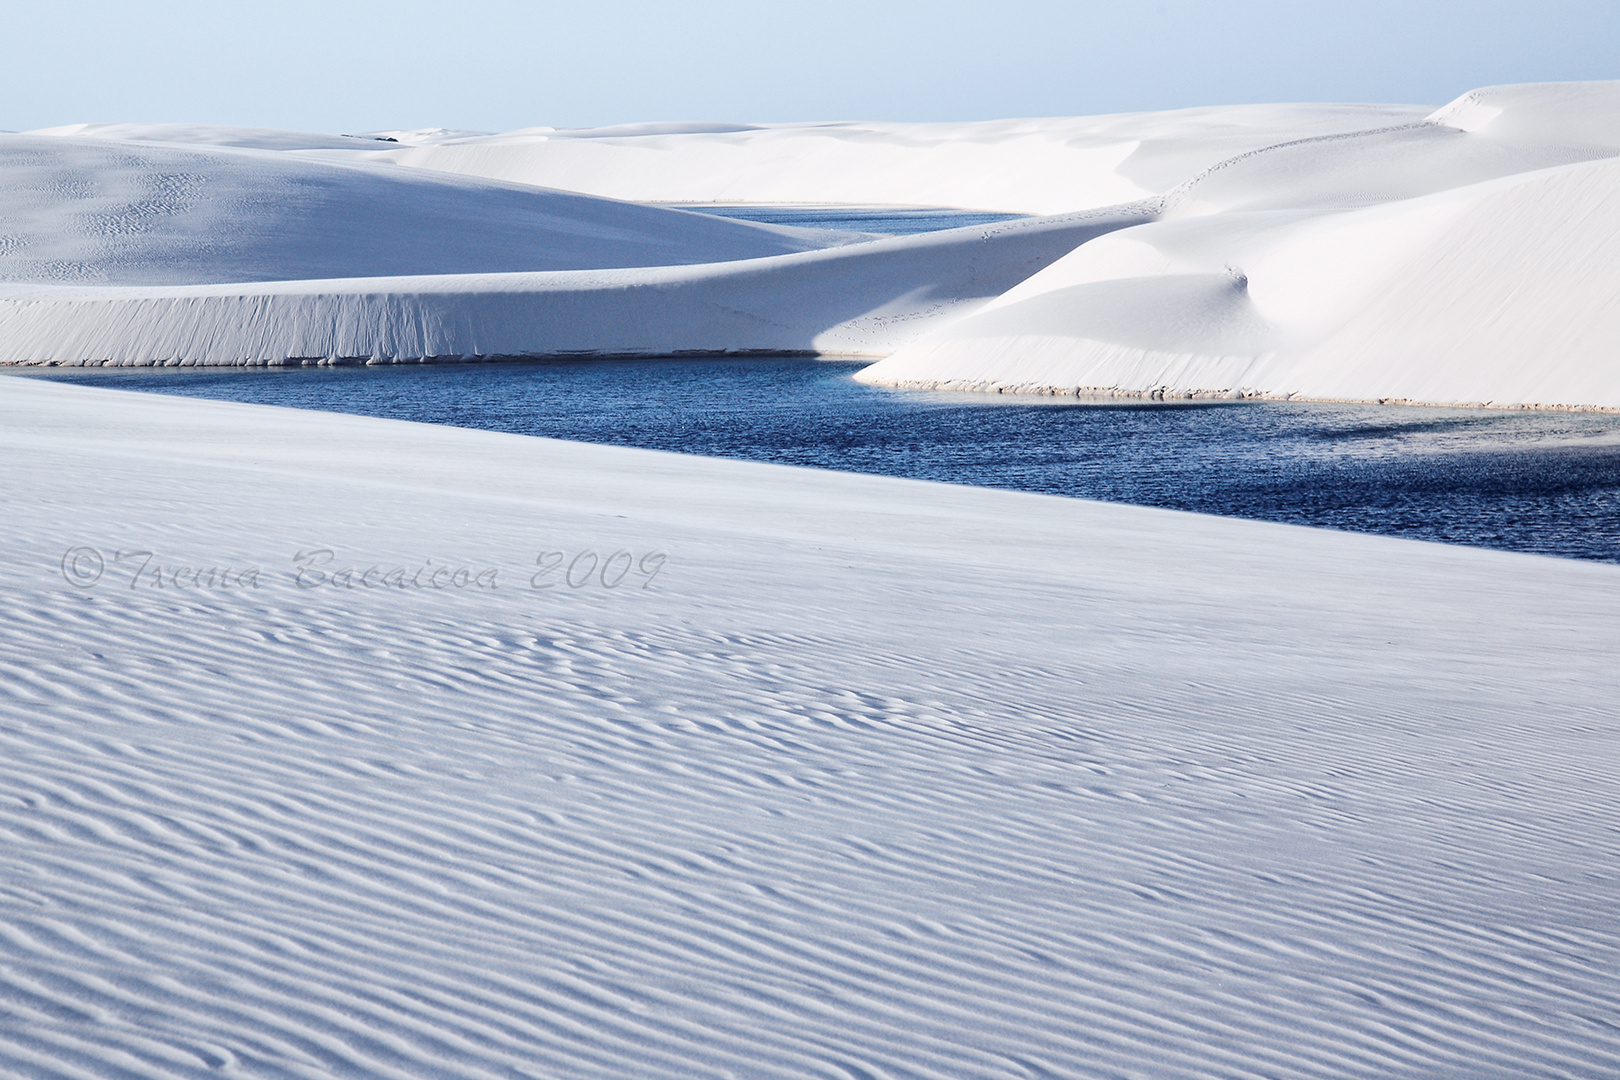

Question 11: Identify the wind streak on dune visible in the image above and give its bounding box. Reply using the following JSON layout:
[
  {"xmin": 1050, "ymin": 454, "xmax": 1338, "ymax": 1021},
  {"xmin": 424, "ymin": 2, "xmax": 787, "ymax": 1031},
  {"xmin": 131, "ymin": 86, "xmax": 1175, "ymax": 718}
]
[{"xmin": 2, "ymin": 377, "xmax": 1619, "ymax": 1077}]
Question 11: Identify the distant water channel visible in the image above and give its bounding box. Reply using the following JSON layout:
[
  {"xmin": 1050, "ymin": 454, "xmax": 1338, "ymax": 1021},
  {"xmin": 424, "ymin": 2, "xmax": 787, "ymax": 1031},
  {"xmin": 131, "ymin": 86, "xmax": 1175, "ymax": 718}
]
[
  {"xmin": 672, "ymin": 204, "xmax": 1031, "ymax": 234},
  {"xmin": 25, "ymin": 358, "xmax": 1620, "ymax": 564}
]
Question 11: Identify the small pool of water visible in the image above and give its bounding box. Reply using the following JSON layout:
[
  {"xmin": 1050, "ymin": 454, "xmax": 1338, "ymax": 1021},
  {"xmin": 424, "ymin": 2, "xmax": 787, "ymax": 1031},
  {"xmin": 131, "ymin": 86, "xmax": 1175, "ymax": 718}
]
[{"xmin": 21, "ymin": 357, "xmax": 1620, "ymax": 564}]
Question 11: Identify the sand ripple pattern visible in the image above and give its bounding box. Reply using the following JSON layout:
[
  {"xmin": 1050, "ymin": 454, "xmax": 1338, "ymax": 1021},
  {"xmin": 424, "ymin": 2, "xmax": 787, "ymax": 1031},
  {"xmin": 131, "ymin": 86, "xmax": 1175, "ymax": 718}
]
[{"xmin": 2, "ymin": 377, "xmax": 1620, "ymax": 1078}]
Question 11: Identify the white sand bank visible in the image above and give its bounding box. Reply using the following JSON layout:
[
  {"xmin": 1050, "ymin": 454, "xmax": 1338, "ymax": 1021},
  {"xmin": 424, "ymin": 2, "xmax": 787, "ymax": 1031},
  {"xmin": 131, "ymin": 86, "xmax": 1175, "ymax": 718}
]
[
  {"xmin": 0, "ymin": 209, "xmax": 1143, "ymax": 365},
  {"xmin": 2, "ymin": 376, "xmax": 1619, "ymax": 1076}
]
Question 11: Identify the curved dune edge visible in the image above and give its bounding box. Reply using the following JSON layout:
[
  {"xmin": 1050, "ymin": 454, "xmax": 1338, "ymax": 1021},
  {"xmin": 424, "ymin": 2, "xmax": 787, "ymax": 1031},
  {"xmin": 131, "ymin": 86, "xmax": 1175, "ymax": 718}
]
[
  {"xmin": 0, "ymin": 210, "xmax": 1145, "ymax": 367},
  {"xmin": 859, "ymin": 151, "xmax": 1620, "ymax": 412}
]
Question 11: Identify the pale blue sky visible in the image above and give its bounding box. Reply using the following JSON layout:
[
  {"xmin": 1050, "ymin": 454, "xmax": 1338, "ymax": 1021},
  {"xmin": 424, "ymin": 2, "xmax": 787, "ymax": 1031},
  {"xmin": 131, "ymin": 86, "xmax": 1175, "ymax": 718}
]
[{"xmin": 6, "ymin": 1, "xmax": 1618, "ymax": 133}]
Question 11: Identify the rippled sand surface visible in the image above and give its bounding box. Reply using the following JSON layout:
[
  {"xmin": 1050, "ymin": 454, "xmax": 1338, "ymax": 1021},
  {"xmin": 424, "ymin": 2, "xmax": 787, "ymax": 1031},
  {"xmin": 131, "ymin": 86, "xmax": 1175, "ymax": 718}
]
[{"xmin": 4, "ymin": 377, "xmax": 1619, "ymax": 1078}]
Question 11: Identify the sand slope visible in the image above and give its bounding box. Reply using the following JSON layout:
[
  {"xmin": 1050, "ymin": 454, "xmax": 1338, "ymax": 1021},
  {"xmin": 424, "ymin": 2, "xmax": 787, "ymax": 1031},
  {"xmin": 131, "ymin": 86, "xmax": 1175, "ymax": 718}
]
[
  {"xmin": 3, "ymin": 375, "xmax": 1619, "ymax": 1077},
  {"xmin": 859, "ymin": 83, "xmax": 1620, "ymax": 409},
  {"xmin": 0, "ymin": 127, "xmax": 1155, "ymax": 364},
  {"xmin": 0, "ymin": 208, "xmax": 1144, "ymax": 364},
  {"xmin": 0, "ymin": 134, "xmax": 843, "ymax": 286}
]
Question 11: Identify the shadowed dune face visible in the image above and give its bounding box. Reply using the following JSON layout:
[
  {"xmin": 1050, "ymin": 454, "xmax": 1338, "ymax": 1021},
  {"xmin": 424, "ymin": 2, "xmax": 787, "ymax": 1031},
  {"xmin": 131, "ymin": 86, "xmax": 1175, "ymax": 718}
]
[
  {"xmin": 0, "ymin": 136, "xmax": 842, "ymax": 286},
  {"xmin": 0, "ymin": 210, "xmax": 1152, "ymax": 365}
]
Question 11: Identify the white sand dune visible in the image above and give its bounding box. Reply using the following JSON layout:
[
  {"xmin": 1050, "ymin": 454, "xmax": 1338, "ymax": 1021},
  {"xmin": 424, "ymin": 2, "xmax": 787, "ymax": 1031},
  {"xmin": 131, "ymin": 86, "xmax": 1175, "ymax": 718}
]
[
  {"xmin": 326, "ymin": 106, "xmax": 1431, "ymax": 215},
  {"xmin": 856, "ymin": 83, "xmax": 1620, "ymax": 409},
  {"xmin": 0, "ymin": 134, "xmax": 843, "ymax": 286},
  {"xmin": 6, "ymin": 81, "xmax": 1619, "ymax": 403},
  {"xmin": 0, "ymin": 127, "xmax": 1156, "ymax": 365},
  {"xmin": 0, "ymin": 208, "xmax": 1143, "ymax": 364},
  {"xmin": 38, "ymin": 108, "xmax": 1430, "ymax": 216},
  {"xmin": 1165, "ymin": 82, "xmax": 1620, "ymax": 216},
  {"xmin": 4, "ymin": 374, "xmax": 1619, "ymax": 1077}
]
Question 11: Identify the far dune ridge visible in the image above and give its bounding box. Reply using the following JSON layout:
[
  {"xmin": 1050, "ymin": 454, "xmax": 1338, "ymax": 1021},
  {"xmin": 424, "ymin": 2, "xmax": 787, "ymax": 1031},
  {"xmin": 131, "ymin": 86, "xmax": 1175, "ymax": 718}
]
[{"xmin": 3, "ymin": 81, "xmax": 1619, "ymax": 408}]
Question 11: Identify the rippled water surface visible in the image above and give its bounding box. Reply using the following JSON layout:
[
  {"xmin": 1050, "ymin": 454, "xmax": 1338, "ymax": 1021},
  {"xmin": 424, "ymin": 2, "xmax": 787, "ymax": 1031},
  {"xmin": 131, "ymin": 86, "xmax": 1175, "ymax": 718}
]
[{"xmin": 24, "ymin": 357, "xmax": 1620, "ymax": 563}]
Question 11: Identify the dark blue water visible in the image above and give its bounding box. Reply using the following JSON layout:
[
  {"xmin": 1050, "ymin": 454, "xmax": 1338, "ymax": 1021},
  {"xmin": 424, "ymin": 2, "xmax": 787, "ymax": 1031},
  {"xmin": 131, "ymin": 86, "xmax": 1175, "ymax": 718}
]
[
  {"xmin": 22, "ymin": 357, "xmax": 1620, "ymax": 564},
  {"xmin": 670, "ymin": 204, "xmax": 1029, "ymax": 235}
]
